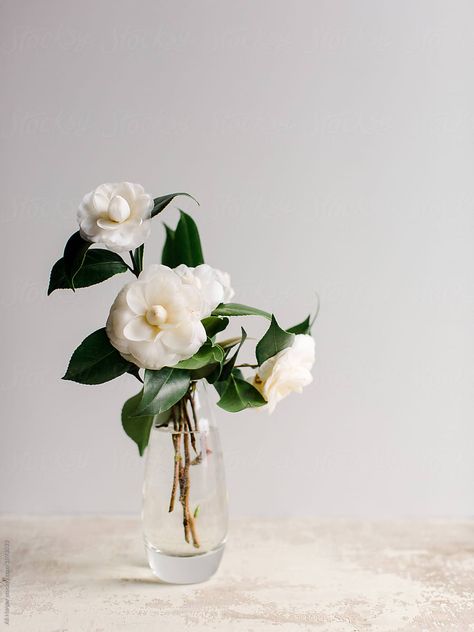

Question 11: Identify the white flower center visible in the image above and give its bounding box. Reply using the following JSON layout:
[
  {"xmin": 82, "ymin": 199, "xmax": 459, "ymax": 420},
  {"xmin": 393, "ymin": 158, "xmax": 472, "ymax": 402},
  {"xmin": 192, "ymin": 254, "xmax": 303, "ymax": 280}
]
[
  {"xmin": 146, "ymin": 305, "xmax": 168, "ymax": 327},
  {"xmin": 108, "ymin": 195, "xmax": 131, "ymax": 223}
]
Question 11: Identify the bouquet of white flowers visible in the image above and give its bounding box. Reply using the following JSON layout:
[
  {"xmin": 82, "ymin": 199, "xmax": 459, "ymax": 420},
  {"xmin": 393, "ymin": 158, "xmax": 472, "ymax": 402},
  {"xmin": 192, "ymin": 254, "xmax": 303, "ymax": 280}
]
[{"xmin": 48, "ymin": 182, "xmax": 315, "ymax": 556}]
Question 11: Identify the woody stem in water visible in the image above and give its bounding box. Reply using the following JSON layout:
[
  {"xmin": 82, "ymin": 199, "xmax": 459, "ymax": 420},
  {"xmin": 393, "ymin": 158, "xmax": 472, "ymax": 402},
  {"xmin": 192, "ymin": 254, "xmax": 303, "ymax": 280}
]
[{"xmin": 168, "ymin": 390, "xmax": 201, "ymax": 548}]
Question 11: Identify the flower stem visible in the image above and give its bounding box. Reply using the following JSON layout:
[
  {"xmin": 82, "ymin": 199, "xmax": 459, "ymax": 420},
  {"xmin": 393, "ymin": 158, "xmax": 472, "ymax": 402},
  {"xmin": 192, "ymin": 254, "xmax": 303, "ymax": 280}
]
[
  {"xmin": 188, "ymin": 386, "xmax": 200, "ymax": 433},
  {"xmin": 184, "ymin": 405, "xmax": 197, "ymax": 454},
  {"xmin": 169, "ymin": 394, "xmax": 201, "ymax": 548},
  {"xmin": 182, "ymin": 419, "xmax": 200, "ymax": 549},
  {"xmin": 168, "ymin": 416, "xmax": 181, "ymax": 513},
  {"xmin": 177, "ymin": 409, "xmax": 191, "ymax": 544}
]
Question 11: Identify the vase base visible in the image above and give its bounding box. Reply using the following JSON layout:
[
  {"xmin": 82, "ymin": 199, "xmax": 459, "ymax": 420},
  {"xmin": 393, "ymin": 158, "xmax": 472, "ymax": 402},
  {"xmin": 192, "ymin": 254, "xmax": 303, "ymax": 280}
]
[{"xmin": 145, "ymin": 542, "xmax": 225, "ymax": 584}]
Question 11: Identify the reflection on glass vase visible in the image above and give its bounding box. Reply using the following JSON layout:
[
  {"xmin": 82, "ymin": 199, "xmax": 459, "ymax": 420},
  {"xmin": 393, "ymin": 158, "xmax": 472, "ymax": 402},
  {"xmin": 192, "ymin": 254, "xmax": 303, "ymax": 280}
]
[{"xmin": 142, "ymin": 382, "xmax": 228, "ymax": 584}]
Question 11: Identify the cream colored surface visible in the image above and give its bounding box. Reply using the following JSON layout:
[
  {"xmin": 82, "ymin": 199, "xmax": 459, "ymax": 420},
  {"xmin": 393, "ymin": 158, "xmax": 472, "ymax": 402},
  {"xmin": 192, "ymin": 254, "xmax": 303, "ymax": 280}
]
[{"xmin": 1, "ymin": 516, "xmax": 473, "ymax": 631}]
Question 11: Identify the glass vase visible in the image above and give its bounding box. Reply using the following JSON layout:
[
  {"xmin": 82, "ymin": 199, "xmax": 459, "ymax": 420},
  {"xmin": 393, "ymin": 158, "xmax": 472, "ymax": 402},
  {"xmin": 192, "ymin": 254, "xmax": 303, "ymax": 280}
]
[{"xmin": 142, "ymin": 382, "xmax": 228, "ymax": 584}]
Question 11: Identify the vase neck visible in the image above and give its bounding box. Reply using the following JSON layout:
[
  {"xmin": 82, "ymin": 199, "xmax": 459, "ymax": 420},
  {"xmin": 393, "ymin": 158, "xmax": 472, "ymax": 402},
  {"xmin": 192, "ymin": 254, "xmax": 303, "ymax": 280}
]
[{"xmin": 154, "ymin": 381, "xmax": 216, "ymax": 431}]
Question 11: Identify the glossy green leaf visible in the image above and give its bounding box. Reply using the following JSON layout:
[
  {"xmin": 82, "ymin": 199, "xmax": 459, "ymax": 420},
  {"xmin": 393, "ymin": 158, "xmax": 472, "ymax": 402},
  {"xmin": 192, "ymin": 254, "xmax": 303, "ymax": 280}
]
[
  {"xmin": 130, "ymin": 244, "xmax": 144, "ymax": 275},
  {"xmin": 213, "ymin": 377, "xmax": 227, "ymax": 398},
  {"xmin": 232, "ymin": 368, "xmax": 245, "ymax": 381},
  {"xmin": 219, "ymin": 327, "xmax": 247, "ymax": 381},
  {"xmin": 174, "ymin": 210, "xmax": 204, "ymax": 266},
  {"xmin": 48, "ymin": 259, "xmax": 67, "ymax": 294},
  {"xmin": 63, "ymin": 328, "xmax": 131, "ymax": 385},
  {"xmin": 161, "ymin": 223, "xmax": 178, "ymax": 267},
  {"xmin": 151, "ymin": 192, "xmax": 198, "ymax": 219},
  {"xmin": 161, "ymin": 211, "xmax": 204, "ymax": 267},
  {"xmin": 121, "ymin": 392, "xmax": 170, "ymax": 455},
  {"xmin": 133, "ymin": 368, "xmax": 190, "ymax": 416},
  {"xmin": 126, "ymin": 364, "xmax": 143, "ymax": 383},
  {"xmin": 287, "ymin": 315, "xmax": 311, "ymax": 335},
  {"xmin": 190, "ymin": 364, "xmax": 220, "ymax": 382},
  {"xmin": 216, "ymin": 374, "xmax": 266, "ymax": 413},
  {"xmin": 175, "ymin": 340, "xmax": 224, "ymax": 370},
  {"xmin": 256, "ymin": 315, "xmax": 294, "ymax": 365},
  {"xmin": 202, "ymin": 316, "xmax": 229, "ymax": 338},
  {"xmin": 48, "ymin": 249, "xmax": 128, "ymax": 295},
  {"xmin": 121, "ymin": 391, "xmax": 155, "ymax": 456},
  {"xmin": 212, "ymin": 303, "xmax": 271, "ymax": 320},
  {"xmin": 63, "ymin": 231, "xmax": 92, "ymax": 288}
]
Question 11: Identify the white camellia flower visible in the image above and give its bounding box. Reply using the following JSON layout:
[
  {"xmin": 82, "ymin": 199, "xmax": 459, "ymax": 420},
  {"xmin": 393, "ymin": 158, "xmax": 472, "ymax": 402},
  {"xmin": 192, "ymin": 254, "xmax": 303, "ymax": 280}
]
[
  {"xmin": 106, "ymin": 264, "xmax": 223, "ymax": 370},
  {"xmin": 213, "ymin": 268, "xmax": 235, "ymax": 302},
  {"xmin": 252, "ymin": 334, "xmax": 315, "ymax": 413},
  {"xmin": 175, "ymin": 264, "xmax": 235, "ymax": 311},
  {"xmin": 77, "ymin": 182, "xmax": 153, "ymax": 253}
]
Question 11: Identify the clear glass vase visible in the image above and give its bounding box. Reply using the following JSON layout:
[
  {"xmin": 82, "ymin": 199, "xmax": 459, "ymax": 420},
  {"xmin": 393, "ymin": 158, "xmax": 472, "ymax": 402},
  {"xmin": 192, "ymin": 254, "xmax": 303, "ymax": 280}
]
[{"xmin": 142, "ymin": 382, "xmax": 228, "ymax": 584}]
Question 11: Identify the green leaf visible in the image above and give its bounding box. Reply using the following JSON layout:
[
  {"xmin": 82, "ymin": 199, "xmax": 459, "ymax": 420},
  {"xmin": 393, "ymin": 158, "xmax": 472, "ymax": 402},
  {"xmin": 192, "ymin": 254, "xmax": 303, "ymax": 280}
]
[
  {"xmin": 174, "ymin": 210, "xmax": 204, "ymax": 266},
  {"xmin": 202, "ymin": 316, "xmax": 229, "ymax": 338},
  {"xmin": 213, "ymin": 377, "xmax": 227, "ymax": 398},
  {"xmin": 161, "ymin": 211, "xmax": 204, "ymax": 267},
  {"xmin": 212, "ymin": 303, "xmax": 271, "ymax": 320},
  {"xmin": 219, "ymin": 327, "xmax": 247, "ymax": 381},
  {"xmin": 63, "ymin": 328, "xmax": 131, "ymax": 385},
  {"xmin": 287, "ymin": 315, "xmax": 311, "ymax": 335},
  {"xmin": 190, "ymin": 364, "xmax": 220, "ymax": 382},
  {"xmin": 121, "ymin": 391, "xmax": 155, "ymax": 456},
  {"xmin": 121, "ymin": 393, "xmax": 170, "ymax": 455},
  {"xmin": 232, "ymin": 368, "xmax": 245, "ymax": 381},
  {"xmin": 48, "ymin": 250, "xmax": 128, "ymax": 295},
  {"xmin": 183, "ymin": 337, "xmax": 228, "ymax": 382},
  {"xmin": 126, "ymin": 364, "xmax": 143, "ymax": 383},
  {"xmin": 48, "ymin": 258, "xmax": 68, "ymax": 295},
  {"xmin": 130, "ymin": 244, "xmax": 144, "ymax": 275},
  {"xmin": 151, "ymin": 192, "xmax": 198, "ymax": 218},
  {"xmin": 256, "ymin": 315, "xmax": 295, "ymax": 365},
  {"xmin": 217, "ymin": 374, "xmax": 266, "ymax": 413},
  {"xmin": 175, "ymin": 340, "xmax": 224, "ymax": 370},
  {"xmin": 63, "ymin": 231, "xmax": 92, "ymax": 288},
  {"xmin": 133, "ymin": 368, "xmax": 191, "ymax": 416},
  {"xmin": 161, "ymin": 223, "xmax": 178, "ymax": 267}
]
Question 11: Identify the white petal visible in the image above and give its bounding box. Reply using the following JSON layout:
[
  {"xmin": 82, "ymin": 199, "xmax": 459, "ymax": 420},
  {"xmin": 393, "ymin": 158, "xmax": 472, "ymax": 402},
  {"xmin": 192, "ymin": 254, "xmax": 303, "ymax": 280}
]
[
  {"xmin": 108, "ymin": 195, "xmax": 131, "ymax": 222},
  {"xmin": 109, "ymin": 221, "xmax": 150, "ymax": 252},
  {"xmin": 129, "ymin": 338, "xmax": 177, "ymax": 370},
  {"xmin": 79, "ymin": 217, "xmax": 100, "ymax": 237},
  {"xmin": 130, "ymin": 182, "xmax": 145, "ymax": 196},
  {"xmin": 123, "ymin": 316, "xmax": 156, "ymax": 342},
  {"xmin": 115, "ymin": 182, "xmax": 137, "ymax": 204},
  {"xmin": 92, "ymin": 192, "xmax": 109, "ymax": 214},
  {"xmin": 106, "ymin": 286, "xmax": 136, "ymax": 351},
  {"xmin": 162, "ymin": 321, "xmax": 206, "ymax": 355},
  {"xmin": 193, "ymin": 265, "xmax": 226, "ymax": 314},
  {"xmin": 144, "ymin": 277, "xmax": 179, "ymax": 309},
  {"xmin": 133, "ymin": 194, "xmax": 153, "ymax": 218},
  {"xmin": 125, "ymin": 283, "xmax": 148, "ymax": 315},
  {"xmin": 95, "ymin": 183, "xmax": 116, "ymax": 197},
  {"xmin": 292, "ymin": 335, "xmax": 316, "ymax": 369},
  {"xmin": 138, "ymin": 263, "xmax": 171, "ymax": 282},
  {"xmin": 96, "ymin": 217, "xmax": 119, "ymax": 230}
]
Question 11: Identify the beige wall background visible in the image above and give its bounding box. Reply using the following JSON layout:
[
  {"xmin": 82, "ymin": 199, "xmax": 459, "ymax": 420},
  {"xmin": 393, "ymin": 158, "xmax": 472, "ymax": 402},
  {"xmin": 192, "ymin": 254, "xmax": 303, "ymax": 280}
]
[{"xmin": 1, "ymin": 0, "xmax": 473, "ymax": 517}]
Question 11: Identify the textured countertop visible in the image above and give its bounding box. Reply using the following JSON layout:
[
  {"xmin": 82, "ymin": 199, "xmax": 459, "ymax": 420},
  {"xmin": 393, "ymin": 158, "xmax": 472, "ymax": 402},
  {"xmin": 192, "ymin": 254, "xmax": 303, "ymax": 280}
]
[{"xmin": 0, "ymin": 516, "xmax": 472, "ymax": 631}]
